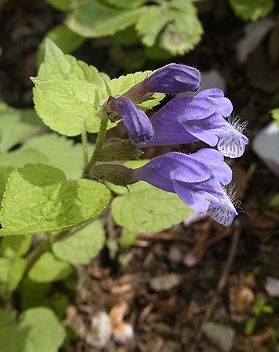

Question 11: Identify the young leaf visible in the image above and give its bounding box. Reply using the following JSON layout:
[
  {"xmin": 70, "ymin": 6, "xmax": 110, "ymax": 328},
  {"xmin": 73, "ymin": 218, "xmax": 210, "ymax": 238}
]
[
  {"xmin": 0, "ymin": 307, "xmax": 65, "ymax": 352},
  {"xmin": 33, "ymin": 78, "xmax": 102, "ymax": 136},
  {"xmin": 52, "ymin": 219, "xmax": 105, "ymax": 265},
  {"xmin": 109, "ymin": 71, "xmax": 165, "ymax": 110},
  {"xmin": 0, "ymin": 167, "xmax": 13, "ymax": 201},
  {"xmin": 37, "ymin": 24, "xmax": 85, "ymax": 66},
  {"xmin": 112, "ymin": 181, "xmax": 192, "ymax": 232},
  {"xmin": 66, "ymin": 0, "xmax": 142, "ymax": 37},
  {"xmin": 136, "ymin": 5, "xmax": 172, "ymax": 47},
  {"xmin": 160, "ymin": 1, "xmax": 203, "ymax": 55},
  {"xmin": 0, "ymin": 149, "xmax": 47, "ymax": 168},
  {"xmin": 103, "ymin": 0, "xmax": 147, "ymax": 9},
  {"xmin": 1, "ymin": 236, "xmax": 33, "ymax": 258},
  {"xmin": 229, "ymin": 0, "xmax": 275, "ymax": 21},
  {"xmin": 22, "ymin": 134, "xmax": 91, "ymax": 179},
  {"xmin": 19, "ymin": 308, "xmax": 66, "ymax": 352},
  {"xmin": 0, "ymin": 102, "xmax": 42, "ymax": 152},
  {"xmin": 29, "ymin": 252, "xmax": 72, "ymax": 283},
  {"xmin": 0, "ymin": 257, "xmax": 26, "ymax": 298},
  {"xmin": 0, "ymin": 164, "xmax": 110, "ymax": 236}
]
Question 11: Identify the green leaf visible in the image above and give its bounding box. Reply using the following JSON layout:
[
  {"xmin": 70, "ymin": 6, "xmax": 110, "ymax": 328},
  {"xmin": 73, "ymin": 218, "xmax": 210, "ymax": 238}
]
[
  {"xmin": 67, "ymin": 0, "xmax": 142, "ymax": 37},
  {"xmin": 103, "ymin": 0, "xmax": 147, "ymax": 9},
  {"xmin": 136, "ymin": 5, "xmax": 172, "ymax": 47},
  {"xmin": 33, "ymin": 78, "xmax": 102, "ymax": 136},
  {"xmin": 0, "ymin": 102, "xmax": 42, "ymax": 152},
  {"xmin": 111, "ymin": 160, "xmax": 192, "ymax": 232},
  {"xmin": 22, "ymin": 134, "xmax": 90, "ymax": 180},
  {"xmin": 229, "ymin": 0, "xmax": 275, "ymax": 21},
  {"xmin": 53, "ymin": 219, "xmax": 105, "ymax": 265},
  {"xmin": 0, "ymin": 167, "xmax": 13, "ymax": 202},
  {"xmin": 37, "ymin": 40, "xmax": 110, "ymax": 102},
  {"xmin": 0, "ymin": 149, "xmax": 47, "ymax": 168},
  {"xmin": 160, "ymin": 1, "xmax": 203, "ymax": 55},
  {"xmin": 0, "ymin": 164, "xmax": 110, "ymax": 236},
  {"xmin": 109, "ymin": 71, "xmax": 165, "ymax": 110},
  {"xmin": 1, "ymin": 236, "xmax": 33, "ymax": 258},
  {"xmin": 19, "ymin": 307, "xmax": 65, "ymax": 352},
  {"xmin": 29, "ymin": 252, "xmax": 72, "ymax": 283},
  {"xmin": 271, "ymin": 108, "xmax": 279, "ymax": 126},
  {"xmin": 37, "ymin": 24, "xmax": 85, "ymax": 66},
  {"xmin": 0, "ymin": 307, "xmax": 65, "ymax": 352},
  {"xmin": 0, "ymin": 257, "xmax": 26, "ymax": 298},
  {"xmin": 47, "ymin": 0, "xmax": 72, "ymax": 11},
  {"xmin": 112, "ymin": 182, "xmax": 192, "ymax": 232}
]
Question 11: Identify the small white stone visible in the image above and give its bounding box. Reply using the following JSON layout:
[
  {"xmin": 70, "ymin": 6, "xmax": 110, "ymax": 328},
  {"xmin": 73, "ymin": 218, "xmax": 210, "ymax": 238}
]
[{"xmin": 252, "ymin": 122, "xmax": 279, "ymax": 177}]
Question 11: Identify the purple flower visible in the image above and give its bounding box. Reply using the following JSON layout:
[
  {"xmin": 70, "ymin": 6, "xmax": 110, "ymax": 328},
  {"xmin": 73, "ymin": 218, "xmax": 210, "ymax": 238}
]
[
  {"xmin": 124, "ymin": 64, "xmax": 201, "ymax": 102},
  {"xmin": 144, "ymin": 63, "xmax": 201, "ymax": 94},
  {"xmin": 107, "ymin": 96, "xmax": 154, "ymax": 144},
  {"xmin": 142, "ymin": 88, "xmax": 248, "ymax": 158},
  {"xmin": 132, "ymin": 148, "xmax": 238, "ymax": 226}
]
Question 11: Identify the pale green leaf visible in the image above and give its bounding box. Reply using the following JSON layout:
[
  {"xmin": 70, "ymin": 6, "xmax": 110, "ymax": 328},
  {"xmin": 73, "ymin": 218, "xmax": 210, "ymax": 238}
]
[
  {"xmin": 109, "ymin": 71, "xmax": 165, "ymax": 110},
  {"xmin": 38, "ymin": 39, "xmax": 109, "ymax": 98},
  {"xmin": 0, "ymin": 307, "xmax": 65, "ymax": 352},
  {"xmin": 53, "ymin": 219, "xmax": 105, "ymax": 265},
  {"xmin": 112, "ymin": 181, "xmax": 192, "ymax": 232},
  {"xmin": 160, "ymin": 1, "xmax": 203, "ymax": 55},
  {"xmin": 22, "ymin": 134, "xmax": 91, "ymax": 180},
  {"xmin": 47, "ymin": 0, "xmax": 72, "ymax": 11},
  {"xmin": 29, "ymin": 252, "xmax": 72, "ymax": 283},
  {"xmin": 104, "ymin": 0, "xmax": 147, "ymax": 9},
  {"xmin": 18, "ymin": 307, "xmax": 65, "ymax": 352},
  {"xmin": 0, "ymin": 102, "xmax": 42, "ymax": 152},
  {"xmin": 0, "ymin": 257, "xmax": 26, "ymax": 298},
  {"xmin": 271, "ymin": 108, "xmax": 279, "ymax": 126},
  {"xmin": 37, "ymin": 24, "xmax": 85, "ymax": 66},
  {"xmin": 0, "ymin": 149, "xmax": 47, "ymax": 168},
  {"xmin": 136, "ymin": 6, "xmax": 172, "ymax": 47},
  {"xmin": 33, "ymin": 78, "xmax": 101, "ymax": 136},
  {"xmin": 67, "ymin": 0, "xmax": 142, "ymax": 37},
  {"xmin": 0, "ymin": 164, "xmax": 110, "ymax": 236},
  {"xmin": 229, "ymin": 0, "xmax": 274, "ymax": 21},
  {"xmin": 1, "ymin": 236, "xmax": 33, "ymax": 258},
  {"xmin": 0, "ymin": 167, "xmax": 13, "ymax": 202}
]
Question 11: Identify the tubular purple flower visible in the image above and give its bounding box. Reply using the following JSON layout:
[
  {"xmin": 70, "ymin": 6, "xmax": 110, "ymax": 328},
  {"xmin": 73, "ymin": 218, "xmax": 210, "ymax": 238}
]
[
  {"xmin": 132, "ymin": 148, "xmax": 238, "ymax": 226},
  {"xmin": 124, "ymin": 64, "xmax": 201, "ymax": 102},
  {"xmin": 144, "ymin": 63, "xmax": 201, "ymax": 94},
  {"xmin": 141, "ymin": 88, "xmax": 248, "ymax": 158},
  {"xmin": 107, "ymin": 96, "xmax": 154, "ymax": 144}
]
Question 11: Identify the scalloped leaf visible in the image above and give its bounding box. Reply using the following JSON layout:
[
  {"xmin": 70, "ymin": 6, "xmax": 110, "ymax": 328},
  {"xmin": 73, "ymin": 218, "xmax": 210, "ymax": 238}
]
[
  {"xmin": 103, "ymin": 0, "xmax": 147, "ymax": 9},
  {"xmin": 0, "ymin": 307, "xmax": 65, "ymax": 352},
  {"xmin": 52, "ymin": 219, "xmax": 105, "ymax": 265},
  {"xmin": 29, "ymin": 252, "xmax": 72, "ymax": 283},
  {"xmin": 229, "ymin": 0, "xmax": 275, "ymax": 21},
  {"xmin": 0, "ymin": 164, "xmax": 110, "ymax": 236},
  {"xmin": 67, "ymin": 0, "xmax": 142, "ymax": 37},
  {"xmin": 271, "ymin": 108, "xmax": 279, "ymax": 126},
  {"xmin": 0, "ymin": 102, "xmax": 42, "ymax": 152}
]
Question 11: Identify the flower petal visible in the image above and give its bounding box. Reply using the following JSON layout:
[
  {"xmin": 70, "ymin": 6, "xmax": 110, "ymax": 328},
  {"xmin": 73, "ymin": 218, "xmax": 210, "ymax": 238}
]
[
  {"xmin": 144, "ymin": 63, "xmax": 201, "ymax": 94},
  {"xmin": 109, "ymin": 97, "xmax": 154, "ymax": 144}
]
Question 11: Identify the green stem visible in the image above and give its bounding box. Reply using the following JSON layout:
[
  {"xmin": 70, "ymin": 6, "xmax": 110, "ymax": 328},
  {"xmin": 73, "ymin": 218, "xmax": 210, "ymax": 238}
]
[
  {"xmin": 81, "ymin": 128, "xmax": 89, "ymax": 169},
  {"xmin": 83, "ymin": 110, "xmax": 109, "ymax": 178}
]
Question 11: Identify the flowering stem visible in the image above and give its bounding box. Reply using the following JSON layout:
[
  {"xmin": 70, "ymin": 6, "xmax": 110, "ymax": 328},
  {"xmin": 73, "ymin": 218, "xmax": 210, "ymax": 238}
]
[
  {"xmin": 83, "ymin": 110, "xmax": 109, "ymax": 178},
  {"xmin": 81, "ymin": 128, "xmax": 89, "ymax": 169}
]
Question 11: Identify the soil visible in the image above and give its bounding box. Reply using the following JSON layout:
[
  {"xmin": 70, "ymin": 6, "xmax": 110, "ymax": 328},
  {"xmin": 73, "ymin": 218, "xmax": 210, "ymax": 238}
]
[{"xmin": 0, "ymin": 0, "xmax": 279, "ymax": 351}]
